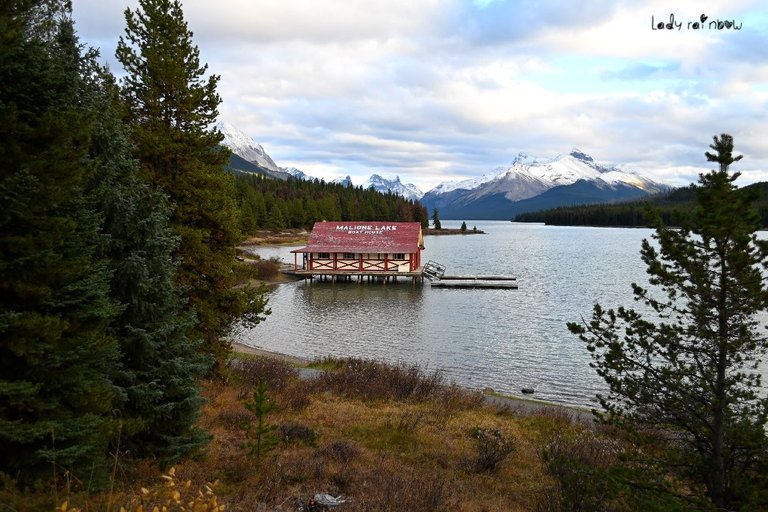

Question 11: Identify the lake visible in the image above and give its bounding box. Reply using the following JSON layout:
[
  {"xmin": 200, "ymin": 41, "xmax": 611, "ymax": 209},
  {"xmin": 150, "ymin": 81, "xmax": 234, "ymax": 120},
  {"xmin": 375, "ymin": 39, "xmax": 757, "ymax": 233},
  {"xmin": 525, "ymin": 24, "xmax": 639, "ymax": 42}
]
[{"xmin": 233, "ymin": 220, "xmax": 767, "ymax": 409}]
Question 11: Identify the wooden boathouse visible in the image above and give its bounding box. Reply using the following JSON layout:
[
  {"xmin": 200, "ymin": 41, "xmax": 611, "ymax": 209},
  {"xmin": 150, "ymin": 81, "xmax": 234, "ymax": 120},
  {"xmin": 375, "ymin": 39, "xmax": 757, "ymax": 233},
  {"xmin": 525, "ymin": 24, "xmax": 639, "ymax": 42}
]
[{"xmin": 289, "ymin": 221, "xmax": 425, "ymax": 283}]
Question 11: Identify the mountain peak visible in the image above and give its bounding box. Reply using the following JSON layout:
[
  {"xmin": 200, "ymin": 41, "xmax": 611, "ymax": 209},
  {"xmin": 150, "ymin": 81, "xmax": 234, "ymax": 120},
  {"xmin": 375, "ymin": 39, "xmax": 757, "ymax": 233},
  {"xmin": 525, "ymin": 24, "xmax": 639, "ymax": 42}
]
[
  {"xmin": 568, "ymin": 149, "xmax": 594, "ymax": 163},
  {"xmin": 421, "ymin": 148, "xmax": 668, "ymax": 219},
  {"xmin": 512, "ymin": 152, "xmax": 531, "ymax": 164},
  {"xmin": 332, "ymin": 175, "xmax": 353, "ymax": 188},
  {"xmin": 216, "ymin": 121, "xmax": 280, "ymax": 173},
  {"xmin": 363, "ymin": 174, "xmax": 423, "ymax": 200}
]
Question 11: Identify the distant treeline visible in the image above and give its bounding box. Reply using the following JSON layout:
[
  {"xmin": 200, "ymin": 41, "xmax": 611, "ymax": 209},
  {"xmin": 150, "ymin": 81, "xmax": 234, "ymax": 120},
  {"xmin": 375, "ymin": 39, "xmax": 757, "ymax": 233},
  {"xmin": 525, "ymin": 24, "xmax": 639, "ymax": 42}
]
[
  {"xmin": 514, "ymin": 182, "xmax": 768, "ymax": 228},
  {"xmin": 234, "ymin": 173, "xmax": 430, "ymax": 232}
]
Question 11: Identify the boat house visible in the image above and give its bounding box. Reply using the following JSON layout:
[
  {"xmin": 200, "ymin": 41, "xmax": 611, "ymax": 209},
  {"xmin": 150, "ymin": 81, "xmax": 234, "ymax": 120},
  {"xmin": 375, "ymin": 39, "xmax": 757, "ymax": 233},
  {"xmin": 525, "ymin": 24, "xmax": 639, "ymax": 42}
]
[{"xmin": 290, "ymin": 221, "xmax": 425, "ymax": 282}]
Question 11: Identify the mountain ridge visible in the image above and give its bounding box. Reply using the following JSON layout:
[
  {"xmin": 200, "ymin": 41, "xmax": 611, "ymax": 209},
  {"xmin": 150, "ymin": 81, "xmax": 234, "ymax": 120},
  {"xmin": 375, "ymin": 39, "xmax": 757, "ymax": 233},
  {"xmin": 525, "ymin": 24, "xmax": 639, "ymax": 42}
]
[
  {"xmin": 216, "ymin": 122, "xmax": 668, "ymax": 219},
  {"xmin": 421, "ymin": 149, "xmax": 668, "ymax": 219}
]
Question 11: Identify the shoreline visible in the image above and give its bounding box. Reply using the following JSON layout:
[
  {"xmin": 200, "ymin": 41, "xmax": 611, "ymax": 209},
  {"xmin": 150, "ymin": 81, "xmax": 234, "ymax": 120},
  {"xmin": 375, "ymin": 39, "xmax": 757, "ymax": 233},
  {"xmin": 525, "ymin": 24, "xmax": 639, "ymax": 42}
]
[
  {"xmin": 231, "ymin": 341, "xmax": 311, "ymax": 366},
  {"xmin": 230, "ymin": 341, "xmax": 594, "ymax": 422}
]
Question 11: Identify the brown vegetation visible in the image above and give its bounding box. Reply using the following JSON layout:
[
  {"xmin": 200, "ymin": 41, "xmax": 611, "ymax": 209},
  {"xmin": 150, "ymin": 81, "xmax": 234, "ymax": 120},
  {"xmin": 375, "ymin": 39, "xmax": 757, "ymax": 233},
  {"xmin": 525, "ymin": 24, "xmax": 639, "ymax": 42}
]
[
  {"xmin": 10, "ymin": 355, "xmax": 659, "ymax": 512},
  {"xmin": 240, "ymin": 230, "xmax": 309, "ymax": 246}
]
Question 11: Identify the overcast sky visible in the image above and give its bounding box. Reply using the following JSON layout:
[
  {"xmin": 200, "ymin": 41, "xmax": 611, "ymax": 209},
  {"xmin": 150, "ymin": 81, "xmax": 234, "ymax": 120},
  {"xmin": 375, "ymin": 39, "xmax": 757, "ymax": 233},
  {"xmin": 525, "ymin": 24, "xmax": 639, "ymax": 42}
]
[{"xmin": 72, "ymin": 0, "xmax": 768, "ymax": 191}]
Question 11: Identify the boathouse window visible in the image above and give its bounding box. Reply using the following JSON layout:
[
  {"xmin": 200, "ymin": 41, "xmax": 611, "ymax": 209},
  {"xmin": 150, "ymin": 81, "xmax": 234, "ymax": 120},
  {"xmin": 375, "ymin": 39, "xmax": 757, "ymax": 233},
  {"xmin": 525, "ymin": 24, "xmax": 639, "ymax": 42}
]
[
  {"xmin": 343, "ymin": 253, "xmax": 355, "ymax": 259},
  {"xmin": 317, "ymin": 252, "xmax": 330, "ymax": 259},
  {"xmin": 394, "ymin": 253, "xmax": 405, "ymax": 260}
]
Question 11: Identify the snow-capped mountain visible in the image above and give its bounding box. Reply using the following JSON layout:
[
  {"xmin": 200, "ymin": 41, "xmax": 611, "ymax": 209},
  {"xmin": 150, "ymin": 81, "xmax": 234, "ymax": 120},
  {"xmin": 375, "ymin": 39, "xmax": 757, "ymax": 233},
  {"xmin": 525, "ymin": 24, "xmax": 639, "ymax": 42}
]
[
  {"xmin": 284, "ymin": 167, "xmax": 316, "ymax": 181},
  {"xmin": 332, "ymin": 175, "xmax": 353, "ymax": 188},
  {"xmin": 363, "ymin": 174, "xmax": 424, "ymax": 201},
  {"xmin": 427, "ymin": 170, "xmax": 501, "ymax": 196},
  {"xmin": 420, "ymin": 149, "xmax": 668, "ymax": 220},
  {"xmin": 217, "ymin": 122, "xmax": 281, "ymax": 174}
]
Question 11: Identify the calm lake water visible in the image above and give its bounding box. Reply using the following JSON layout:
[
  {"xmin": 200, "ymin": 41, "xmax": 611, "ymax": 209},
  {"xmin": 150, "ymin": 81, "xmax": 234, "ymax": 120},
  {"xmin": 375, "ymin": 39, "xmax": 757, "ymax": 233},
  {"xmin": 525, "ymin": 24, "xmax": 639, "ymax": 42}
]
[{"xmin": 233, "ymin": 221, "xmax": 767, "ymax": 409}]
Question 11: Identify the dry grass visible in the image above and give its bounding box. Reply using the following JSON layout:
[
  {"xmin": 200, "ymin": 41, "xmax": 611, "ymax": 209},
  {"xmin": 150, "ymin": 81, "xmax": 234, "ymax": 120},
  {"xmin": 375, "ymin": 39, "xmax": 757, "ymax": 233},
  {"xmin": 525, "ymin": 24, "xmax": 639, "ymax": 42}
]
[
  {"xmin": 239, "ymin": 230, "xmax": 309, "ymax": 246},
  {"xmin": 28, "ymin": 356, "xmax": 596, "ymax": 512}
]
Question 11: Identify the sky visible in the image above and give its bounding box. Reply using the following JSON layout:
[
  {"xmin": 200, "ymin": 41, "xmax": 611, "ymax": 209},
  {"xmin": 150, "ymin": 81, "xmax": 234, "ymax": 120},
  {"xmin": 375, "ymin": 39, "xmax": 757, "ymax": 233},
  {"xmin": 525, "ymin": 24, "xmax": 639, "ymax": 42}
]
[{"xmin": 71, "ymin": 0, "xmax": 768, "ymax": 192}]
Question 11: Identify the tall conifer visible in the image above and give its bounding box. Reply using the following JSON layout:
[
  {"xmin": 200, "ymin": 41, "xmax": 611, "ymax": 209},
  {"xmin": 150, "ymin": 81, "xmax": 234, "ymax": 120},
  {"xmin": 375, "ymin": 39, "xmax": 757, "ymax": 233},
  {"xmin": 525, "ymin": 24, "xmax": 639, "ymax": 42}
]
[
  {"xmin": 84, "ymin": 65, "xmax": 210, "ymax": 462},
  {"xmin": 116, "ymin": 0, "xmax": 267, "ymax": 368},
  {"xmin": 569, "ymin": 134, "xmax": 768, "ymax": 508},
  {"xmin": 0, "ymin": 2, "xmax": 118, "ymax": 485}
]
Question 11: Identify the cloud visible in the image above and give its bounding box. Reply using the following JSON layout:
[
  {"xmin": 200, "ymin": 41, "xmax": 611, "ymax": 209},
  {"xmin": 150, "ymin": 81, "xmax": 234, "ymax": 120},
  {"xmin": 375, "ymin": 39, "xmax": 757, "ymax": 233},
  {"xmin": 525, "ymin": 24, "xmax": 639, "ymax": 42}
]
[
  {"xmin": 599, "ymin": 62, "xmax": 681, "ymax": 81},
  {"xmin": 184, "ymin": 0, "xmax": 446, "ymax": 45},
  {"xmin": 70, "ymin": 0, "xmax": 768, "ymax": 189}
]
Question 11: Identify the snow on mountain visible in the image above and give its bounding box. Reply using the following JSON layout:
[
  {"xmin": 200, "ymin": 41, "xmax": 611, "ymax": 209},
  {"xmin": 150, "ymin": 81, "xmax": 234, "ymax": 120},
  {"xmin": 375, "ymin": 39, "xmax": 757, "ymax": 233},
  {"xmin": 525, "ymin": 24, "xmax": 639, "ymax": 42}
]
[
  {"xmin": 430, "ymin": 171, "xmax": 500, "ymax": 195},
  {"xmin": 332, "ymin": 175, "xmax": 353, "ymax": 188},
  {"xmin": 426, "ymin": 149, "xmax": 664, "ymax": 202},
  {"xmin": 216, "ymin": 122, "xmax": 280, "ymax": 173},
  {"xmin": 284, "ymin": 167, "xmax": 315, "ymax": 181},
  {"xmin": 363, "ymin": 174, "xmax": 424, "ymax": 201},
  {"xmin": 420, "ymin": 149, "xmax": 668, "ymax": 219}
]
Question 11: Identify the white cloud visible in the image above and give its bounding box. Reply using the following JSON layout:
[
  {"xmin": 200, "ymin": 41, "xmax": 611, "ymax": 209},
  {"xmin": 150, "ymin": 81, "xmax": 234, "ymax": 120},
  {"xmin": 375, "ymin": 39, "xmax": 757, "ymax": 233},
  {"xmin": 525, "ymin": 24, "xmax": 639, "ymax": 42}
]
[{"xmin": 71, "ymin": 0, "xmax": 768, "ymax": 190}]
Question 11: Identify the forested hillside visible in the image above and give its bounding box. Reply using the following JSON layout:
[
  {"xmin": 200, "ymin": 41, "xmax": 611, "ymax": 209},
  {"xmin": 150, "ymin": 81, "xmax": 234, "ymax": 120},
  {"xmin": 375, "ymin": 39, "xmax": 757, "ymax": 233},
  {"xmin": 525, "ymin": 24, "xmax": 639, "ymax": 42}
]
[
  {"xmin": 514, "ymin": 182, "xmax": 768, "ymax": 228},
  {"xmin": 234, "ymin": 173, "xmax": 429, "ymax": 233}
]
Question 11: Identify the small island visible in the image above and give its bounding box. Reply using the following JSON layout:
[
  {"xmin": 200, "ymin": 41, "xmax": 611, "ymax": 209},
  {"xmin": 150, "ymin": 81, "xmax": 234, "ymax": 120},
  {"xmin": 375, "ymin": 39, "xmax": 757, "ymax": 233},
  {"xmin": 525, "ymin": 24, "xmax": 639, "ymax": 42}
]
[{"xmin": 423, "ymin": 226, "xmax": 485, "ymax": 236}]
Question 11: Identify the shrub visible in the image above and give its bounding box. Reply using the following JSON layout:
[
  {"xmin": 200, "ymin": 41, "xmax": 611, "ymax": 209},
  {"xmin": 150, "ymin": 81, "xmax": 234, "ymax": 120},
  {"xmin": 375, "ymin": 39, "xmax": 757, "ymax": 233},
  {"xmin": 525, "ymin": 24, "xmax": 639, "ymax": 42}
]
[
  {"xmin": 279, "ymin": 423, "xmax": 318, "ymax": 446},
  {"xmin": 539, "ymin": 425, "xmax": 710, "ymax": 512},
  {"xmin": 313, "ymin": 358, "xmax": 481, "ymax": 408},
  {"xmin": 391, "ymin": 409, "xmax": 428, "ymax": 433},
  {"xmin": 313, "ymin": 358, "xmax": 440, "ymax": 401},
  {"xmin": 254, "ymin": 258, "xmax": 280, "ymax": 280},
  {"xmin": 353, "ymin": 466, "xmax": 452, "ymax": 511},
  {"xmin": 230, "ymin": 356, "xmax": 298, "ymax": 391},
  {"xmin": 217, "ymin": 409, "xmax": 257, "ymax": 430},
  {"xmin": 279, "ymin": 381, "xmax": 313, "ymax": 411},
  {"xmin": 323, "ymin": 441, "xmax": 361, "ymax": 463},
  {"xmin": 465, "ymin": 427, "xmax": 516, "ymax": 473},
  {"xmin": 542, "ymin": 429, "xmax": 632, "ymax": 512}
]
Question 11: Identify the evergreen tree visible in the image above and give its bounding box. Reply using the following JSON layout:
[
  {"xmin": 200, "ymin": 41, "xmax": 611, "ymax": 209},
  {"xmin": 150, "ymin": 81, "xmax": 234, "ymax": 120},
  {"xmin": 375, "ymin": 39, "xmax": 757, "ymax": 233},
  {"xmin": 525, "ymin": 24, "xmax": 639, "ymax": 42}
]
[
  {"xmin": 432, "ymin": 208, "xmax": 442, "ymax": 230},
  {"xmin": 0, "ymin": 2, "xmax": 118, "ymax": 485},
  {"xmin": 265, "ymin": 203, "xmax": 286, "ymax": 232},
  {"xmin": 116, "ymin": 0, "xmax": 268, "ymax": 369},
  {"xmin": 242, "ymin": 381, "xmax": 278, "ymax": 467},
  {"xmin": 460, "ymin": 221, "xmax": 467, "ymax": 232},
  {"xmin": 569, "ymin": 134, "xmax": 768, "ymax": 509},
  {"xmin": 84, "ymin": 66, "xmax": 209, "ymax": 462}
]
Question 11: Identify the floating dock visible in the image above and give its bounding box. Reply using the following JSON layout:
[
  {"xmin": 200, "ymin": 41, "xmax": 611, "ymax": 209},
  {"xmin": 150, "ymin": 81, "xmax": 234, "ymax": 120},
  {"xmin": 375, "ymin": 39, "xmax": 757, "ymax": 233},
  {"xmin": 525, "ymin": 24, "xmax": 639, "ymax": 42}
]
[
  {"xmin": 430, "ymin": 275, "xmax": 518, "ymax": 289},
  {"xmin": 422, "ymin": 261, "xmax": 517, "ymax": 289},
  {"xmin": 439, "ymin": 275, "xmax": 517, "ymax": 281}
]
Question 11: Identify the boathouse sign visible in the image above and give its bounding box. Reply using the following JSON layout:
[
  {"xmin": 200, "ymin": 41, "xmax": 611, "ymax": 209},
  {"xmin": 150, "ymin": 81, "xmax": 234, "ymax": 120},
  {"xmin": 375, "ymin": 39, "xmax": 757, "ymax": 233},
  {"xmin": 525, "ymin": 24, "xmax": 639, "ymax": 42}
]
[{"xmin": 335, "ymin": 224, "xmax": 398, "ymax": 235}]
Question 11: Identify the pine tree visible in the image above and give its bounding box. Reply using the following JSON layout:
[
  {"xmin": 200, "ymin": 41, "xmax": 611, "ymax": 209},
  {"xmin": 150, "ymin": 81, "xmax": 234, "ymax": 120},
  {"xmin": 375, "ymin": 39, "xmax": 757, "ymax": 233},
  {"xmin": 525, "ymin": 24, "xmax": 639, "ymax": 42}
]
[
  {"xmin": 569, "ymin": 134, "xmax": 768, "ymax": 509},
  {"xmin": 0, "ymin": 3, "xmax": 118, "ymax": 485},
  {"xmin": 432, "ymin": 208, "xmax": 442, "ymax": 230},
  {"xmin": 242, "ymin": 381, "xmax": 278, "ymax": 467},
  {"xmin": 266, "ymin": 203, "xmax": 287, "ymax": 232},
  {"xmin": 116, "ymin": 0, "xmax": 268, "ymax": 369},
  {"xmin": 84, "ymin": 65, "xmax": 210, "ymax": 463}
]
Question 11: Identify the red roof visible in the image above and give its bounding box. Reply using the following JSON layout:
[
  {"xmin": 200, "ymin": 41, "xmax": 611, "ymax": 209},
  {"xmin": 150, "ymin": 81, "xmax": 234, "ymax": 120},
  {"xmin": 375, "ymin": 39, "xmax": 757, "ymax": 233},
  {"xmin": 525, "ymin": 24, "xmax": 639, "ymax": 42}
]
[{"xmin": 292, "ymin": 222, "xmax": 424, "ymax": 254}]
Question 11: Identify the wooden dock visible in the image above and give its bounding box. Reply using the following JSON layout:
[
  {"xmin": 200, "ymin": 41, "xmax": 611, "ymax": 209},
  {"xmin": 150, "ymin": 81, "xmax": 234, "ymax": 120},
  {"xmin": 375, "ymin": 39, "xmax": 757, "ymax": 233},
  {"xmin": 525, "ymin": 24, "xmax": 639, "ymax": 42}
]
[
  {"xmin": 422, "ymin": 261, "xmax": 518, "ymax": 289},
  {"xmin": 430, "ymin": 277, "xmax": 518, "ymax": 289},
  {"xmin": 439, "ymin": 275, "xmax": 517, "ymax": 281},
  {"xmin": 280, "ymin": 259, "xmax": 517, "ymax": 289}
]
